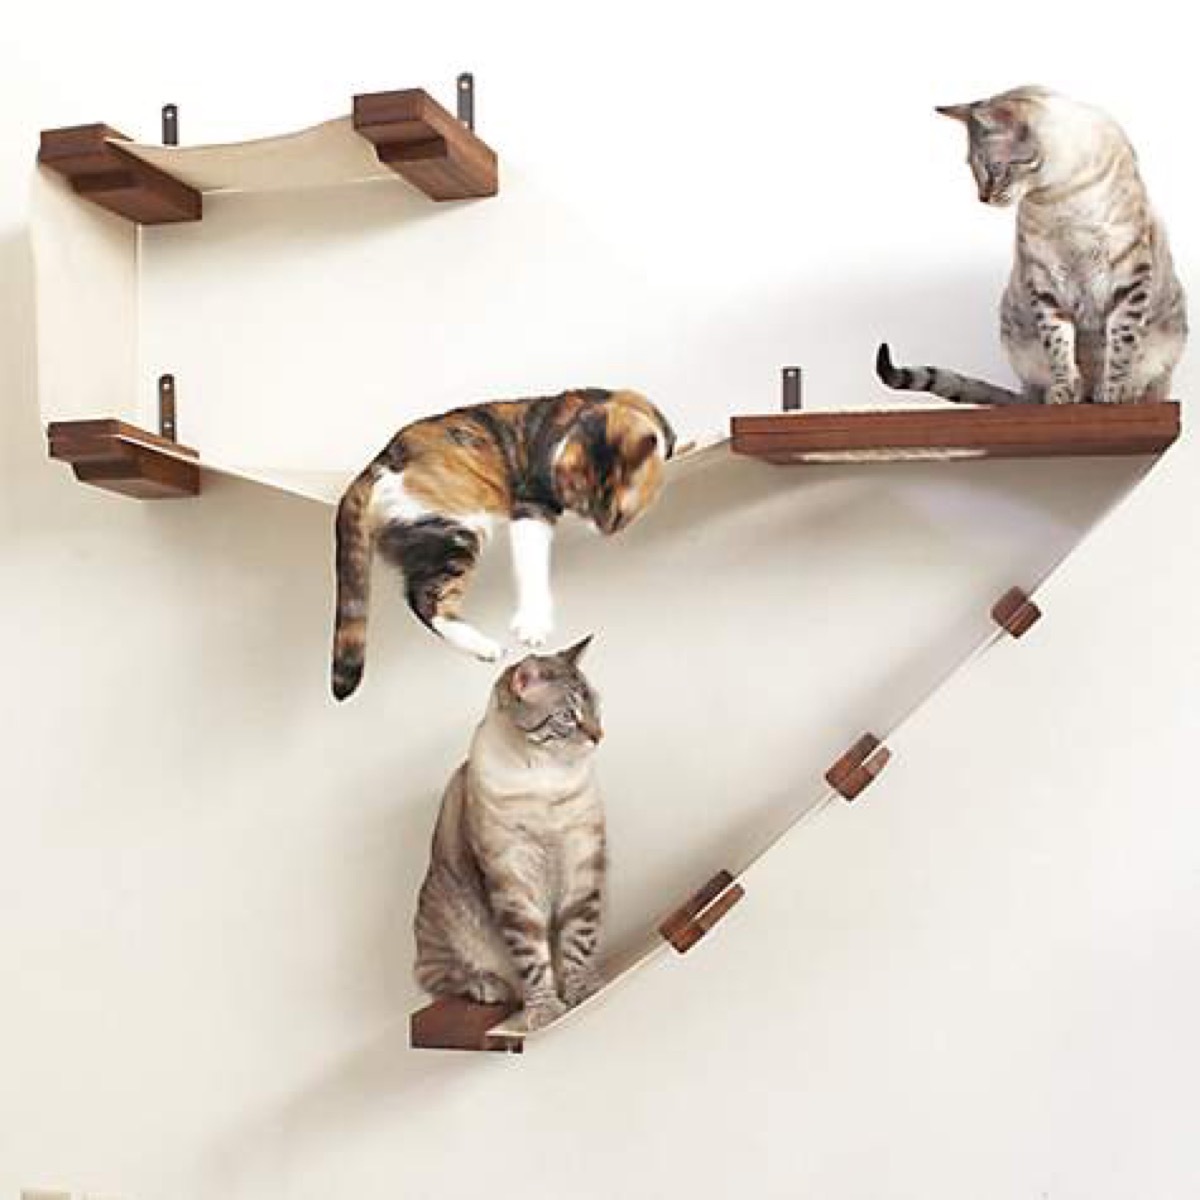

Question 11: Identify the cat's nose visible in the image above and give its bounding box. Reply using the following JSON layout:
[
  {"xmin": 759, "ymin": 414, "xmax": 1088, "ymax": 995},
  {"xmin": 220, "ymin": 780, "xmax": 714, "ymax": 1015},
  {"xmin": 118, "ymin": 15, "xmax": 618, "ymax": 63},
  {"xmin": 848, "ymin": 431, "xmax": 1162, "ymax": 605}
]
[{"xmin": 580, "ymin": 717, "xmax": 604, "ymax": 743}]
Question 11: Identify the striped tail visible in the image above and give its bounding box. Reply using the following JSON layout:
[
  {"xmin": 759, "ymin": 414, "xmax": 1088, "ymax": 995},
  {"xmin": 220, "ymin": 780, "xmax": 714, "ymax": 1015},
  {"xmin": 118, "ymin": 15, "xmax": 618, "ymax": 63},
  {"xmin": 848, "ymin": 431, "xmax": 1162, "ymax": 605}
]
[
  {"xmin": 331, "ymin": 473, "xmax": 376, "ymax": 701},
  {"xmin": 876, "ymin": 343, "xmax": 1029, "ymax": 406}
]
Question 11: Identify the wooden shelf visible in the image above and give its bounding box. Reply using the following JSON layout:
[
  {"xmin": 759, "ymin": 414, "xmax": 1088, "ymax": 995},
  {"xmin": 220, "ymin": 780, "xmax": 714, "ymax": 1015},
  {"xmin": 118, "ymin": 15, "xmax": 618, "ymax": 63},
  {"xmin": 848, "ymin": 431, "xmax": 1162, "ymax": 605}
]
[
  {"xmin": 38, "ymin": 85, "xmax": 498, "ymax": 226},
  {"xmin": 38, "ymin": 124, "xmax": 202, "ymax": 225},
  {"xmin": 410, "ymin": 997, "xmax": 524, "ymax": 1053},
  {"xmin": 731, "ymin": 403, "xmax": 1181, "ymax": 465},
  {"xmin": 353, "ymin": 88, "xmax": 498, "ymax": 201},
  {"xmin": 47, "ymin": 420, "xmax": 200, "ymax": 499}
]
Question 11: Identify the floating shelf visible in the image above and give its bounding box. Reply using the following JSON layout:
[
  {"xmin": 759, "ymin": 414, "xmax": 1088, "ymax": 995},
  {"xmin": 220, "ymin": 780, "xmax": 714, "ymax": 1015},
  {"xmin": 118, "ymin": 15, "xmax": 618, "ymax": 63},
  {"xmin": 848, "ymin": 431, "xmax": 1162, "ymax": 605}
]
[
  {"xmin": 47, "ymin": 419, "xmax": 200, "ymax": 499},
  {"xmin": 38, "ymin": 124, "xmax": 203, "ymax": 225},
  {"xmin": 730, "ymin": 403, "xmax": 1181, "ymax": 465},
  {"xmin": 410, "ymin": 998, "xmax": 524, "ymax": 1054},
  {"xmin": 37, "ymin": 85, "xmax": 498, "ymax": 228}
]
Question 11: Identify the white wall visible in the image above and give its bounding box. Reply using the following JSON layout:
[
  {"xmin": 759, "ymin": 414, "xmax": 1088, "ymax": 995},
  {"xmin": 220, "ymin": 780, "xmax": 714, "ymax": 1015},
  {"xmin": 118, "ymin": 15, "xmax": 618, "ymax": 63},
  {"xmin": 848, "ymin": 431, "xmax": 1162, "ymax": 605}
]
[{"xmin": 3, "ymin": 3, "xmax": 1198, "ymax": 1198}]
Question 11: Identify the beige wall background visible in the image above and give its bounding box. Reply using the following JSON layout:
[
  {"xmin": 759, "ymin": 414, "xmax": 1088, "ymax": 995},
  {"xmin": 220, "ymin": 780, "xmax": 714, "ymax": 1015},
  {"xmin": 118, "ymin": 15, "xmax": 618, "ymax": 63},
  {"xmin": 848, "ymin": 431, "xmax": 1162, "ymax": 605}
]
[{"xmin": 3, "ymin": 2, "xmax": 1198, "ymax": 1198}]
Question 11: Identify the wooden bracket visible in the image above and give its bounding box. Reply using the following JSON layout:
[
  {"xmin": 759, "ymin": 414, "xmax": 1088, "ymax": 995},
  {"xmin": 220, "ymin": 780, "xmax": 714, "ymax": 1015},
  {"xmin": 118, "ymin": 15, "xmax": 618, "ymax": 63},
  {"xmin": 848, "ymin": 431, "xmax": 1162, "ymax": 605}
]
[
  {"xmin": 352, "ymin": 88, "xmax": 499, "ymax": 201},
  {"xmin": 658, "ymin": 869, "xmax": 745, "ymax": 953},
  {"xmin": 782, "ymin": 367, "xmax": 803, "ymax": 411},
  {"xmin": 826, "ymin": 733, "xmax": 891, "ymax": 801},
  {"xmin": 47, "ymin": 419, "xmax": 200, "ymax": 499},
  {"xmin": 38, "ymin": 123, "xmax": 201, "ymax": 225},
  {"xmin": 991, "ymin": 586, "xmax": 1042, "ymax": 638},
  {"xmin": 410, "ymin": 997, "xmax": 523, "ymax": 1053}
]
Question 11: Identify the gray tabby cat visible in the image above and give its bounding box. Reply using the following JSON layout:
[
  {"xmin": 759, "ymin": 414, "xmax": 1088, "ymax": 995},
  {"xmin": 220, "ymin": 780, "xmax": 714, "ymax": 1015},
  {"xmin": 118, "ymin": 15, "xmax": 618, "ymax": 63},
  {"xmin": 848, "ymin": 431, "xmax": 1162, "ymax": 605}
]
[
  {"xmin": 414, "ymin": 639, "xmax": 605, "ymax": 1030},
  {"xmin": 878, "ymin": 86, "xmax": 1186, "ymax": 405}
]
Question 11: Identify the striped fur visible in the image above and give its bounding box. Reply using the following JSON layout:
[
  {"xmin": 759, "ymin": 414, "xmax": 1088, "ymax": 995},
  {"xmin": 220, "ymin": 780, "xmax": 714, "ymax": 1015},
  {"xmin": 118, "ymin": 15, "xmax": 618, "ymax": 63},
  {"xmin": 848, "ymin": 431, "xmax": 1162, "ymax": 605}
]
[
  {"xmin": 879, "ymin": 88, "xmax": 1186, "ymax": 407},
  {"xmin": 414, "ymin": 641, "xmax": 605, "ymax": 1030},
  {"xmin": 330, "ymin": 389, "xmax": 675, "ymax": 700}
]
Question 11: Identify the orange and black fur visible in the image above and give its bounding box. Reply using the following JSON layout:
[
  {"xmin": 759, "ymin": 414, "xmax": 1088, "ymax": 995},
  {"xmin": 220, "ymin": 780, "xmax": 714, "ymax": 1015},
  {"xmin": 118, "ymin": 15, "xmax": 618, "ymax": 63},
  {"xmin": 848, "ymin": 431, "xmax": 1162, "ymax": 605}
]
[{"xmin": 331, "ymin": 388, "xmax": 675, "ymax": 700}]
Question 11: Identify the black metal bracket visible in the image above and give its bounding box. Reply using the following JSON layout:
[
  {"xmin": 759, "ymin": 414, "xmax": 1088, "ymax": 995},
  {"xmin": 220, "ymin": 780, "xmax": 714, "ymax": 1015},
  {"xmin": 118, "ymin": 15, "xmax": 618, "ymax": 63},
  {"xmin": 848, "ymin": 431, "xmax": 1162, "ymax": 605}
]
[
  {"xmin": 161, "ymin": 104, "xmax": 179, "ymax": 146},
  {"xmin": 456, "ymin": 72, "xmax": 475, "ymax": 132},
  {"xmin": 158, "ymin": 374, "xmax": 178, "ymax": 441},
  {"xmin": 782, "ymin": 366, "xmax": 803, "ymax": 411}
]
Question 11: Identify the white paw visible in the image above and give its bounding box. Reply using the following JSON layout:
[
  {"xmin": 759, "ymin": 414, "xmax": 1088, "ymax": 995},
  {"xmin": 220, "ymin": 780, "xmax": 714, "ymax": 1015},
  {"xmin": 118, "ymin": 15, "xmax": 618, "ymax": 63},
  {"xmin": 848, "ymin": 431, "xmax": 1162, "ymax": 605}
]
[
  {"xmin": 1046, "ymin": 382, "xmax": 1079, "ymax": 406},
  {"xmin": 511, "ymin": 606, "xmax": 554, "ymax": 648},
  {"xmin": 474, "ymin": 639, "xmax": 505, "ymax": 663}
]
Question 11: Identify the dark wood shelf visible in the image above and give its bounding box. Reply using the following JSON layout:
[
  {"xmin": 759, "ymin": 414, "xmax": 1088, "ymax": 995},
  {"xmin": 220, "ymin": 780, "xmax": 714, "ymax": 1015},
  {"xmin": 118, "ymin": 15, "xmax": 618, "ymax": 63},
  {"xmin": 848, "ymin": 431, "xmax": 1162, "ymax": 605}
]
[
  {"xmin": 38, "ymin": 124, "xmax": 202, "ymax": 225},
  {"xmin": 353, "ymin": 88, "xmax": 498, "ymax": 201},
  {"xmin": 410, "ymin": 997, "xmax": 523, "ymax": 1053},
  {"xmin": 731, "ymin": 403, "xmax": 1181, "ymax": 465},
  {"xmin": 47, "ymin": 419, "xmax": 200, "ymax": 499}
]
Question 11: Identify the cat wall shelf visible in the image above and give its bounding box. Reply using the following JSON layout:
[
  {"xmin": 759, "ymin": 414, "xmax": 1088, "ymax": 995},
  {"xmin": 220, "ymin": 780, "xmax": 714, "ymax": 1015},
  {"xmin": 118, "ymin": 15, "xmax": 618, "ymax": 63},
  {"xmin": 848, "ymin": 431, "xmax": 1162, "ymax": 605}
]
[
  {"xmin": 29, "ymin": 86, "xmax": 1185, "ymax": 1057},
  {"xmin": 33, "ymin": 80, "xmax": 499, "ymax": 502},
  {"xmin": 409, "ymin": 449, "xmax": 1172, "ymax": 1054}
]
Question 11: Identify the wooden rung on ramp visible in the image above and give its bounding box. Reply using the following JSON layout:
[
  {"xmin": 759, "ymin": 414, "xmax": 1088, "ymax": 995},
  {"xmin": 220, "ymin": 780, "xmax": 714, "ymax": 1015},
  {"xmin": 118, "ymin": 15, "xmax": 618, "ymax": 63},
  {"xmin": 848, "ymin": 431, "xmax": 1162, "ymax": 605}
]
[{"xmin": 658, "ymin": 869, "xmax": 745, "ymax": 953}]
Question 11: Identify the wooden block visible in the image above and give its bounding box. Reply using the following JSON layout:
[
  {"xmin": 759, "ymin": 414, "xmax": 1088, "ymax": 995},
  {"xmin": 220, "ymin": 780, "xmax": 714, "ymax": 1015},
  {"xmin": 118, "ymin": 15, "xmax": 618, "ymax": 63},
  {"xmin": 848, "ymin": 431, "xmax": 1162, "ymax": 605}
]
[
  {"xmin": 47, "ymin": 419, "xmax": 200, "ymax": 500},
  {"xmin": 731, "ymin": 403, "xmax": 1181, "ymax": 464},
  {"xmin": 658, "ymin": 869, "xmax": 745, "ymax": 953},
  {"xmin": 39, "ymin": 124, "xmax": 202, "ymax": 225},
  {"xmin": 992, "ymin": 586, "xmax": 1042, "ymax": 638},
  {"xmin": 826, "ymin": 733, "xmax": 891, "ymax": 801},
  {"xmin": 353, "ymin": 89, "xmax": 498, "ymax": 201},
  {"xmin": 410, "ymin": 997, "xmax": 523, "ymax": 1053}
]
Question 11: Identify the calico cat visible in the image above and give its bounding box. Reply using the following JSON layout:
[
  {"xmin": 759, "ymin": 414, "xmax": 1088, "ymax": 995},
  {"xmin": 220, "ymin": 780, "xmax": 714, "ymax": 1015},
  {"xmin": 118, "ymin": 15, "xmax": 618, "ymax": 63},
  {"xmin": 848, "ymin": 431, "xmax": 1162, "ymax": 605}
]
[
  {"xmin": 414, "ymin": 639, "xmax": 605, "ymax": 1031},
  {"xmin": 878, "ymin": 87, "xmax": 1186, "ymax": 405},
  {"xmin": 331, "ymin": 388, "xmax": 674, "ymax": 701}
]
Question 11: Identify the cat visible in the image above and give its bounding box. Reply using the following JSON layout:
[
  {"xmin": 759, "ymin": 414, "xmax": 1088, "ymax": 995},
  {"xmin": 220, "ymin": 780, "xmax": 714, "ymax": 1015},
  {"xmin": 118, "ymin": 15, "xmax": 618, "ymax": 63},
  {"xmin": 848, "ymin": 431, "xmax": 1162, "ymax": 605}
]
[
  {"xmin": 331, "ymin": 388, "xmax": 675, "ymax": 701},
  {"xmin": 414, "ymin": 639, "xmax": 605, "ymax": 1031},
  {"xmin": 877, "ymin": 87, "xmax": 1186, "ymax": 406}
]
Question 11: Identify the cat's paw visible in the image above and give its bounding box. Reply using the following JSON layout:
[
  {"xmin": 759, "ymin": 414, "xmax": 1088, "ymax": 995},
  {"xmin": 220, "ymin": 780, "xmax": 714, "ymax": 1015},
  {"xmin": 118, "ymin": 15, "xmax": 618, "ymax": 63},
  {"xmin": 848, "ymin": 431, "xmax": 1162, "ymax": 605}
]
[
  {"xmin": 1094, "ymin": 381, "xmax": 1133, "ymax": 405},
  {"xmin": 511, "ymin": 605, "xmax": 554, "ymax": 648},
  {"xmin": 523, "ymin": 991, "xmax": 567, "ymax": 1032},
  {"xmin": 1046, "ymin": 381, "xmax": 1080, "ymax": 406},
  {"xmin": 465, "ymin": 971, "xmax": 515, "ymax": 1005},
  {"xmin": 561, "ymin": 967, "xmax": 602, "ymax": 1009},
  {"xmin": 473, "ymin": 639, "xmax": 506, "ymax": 663}
]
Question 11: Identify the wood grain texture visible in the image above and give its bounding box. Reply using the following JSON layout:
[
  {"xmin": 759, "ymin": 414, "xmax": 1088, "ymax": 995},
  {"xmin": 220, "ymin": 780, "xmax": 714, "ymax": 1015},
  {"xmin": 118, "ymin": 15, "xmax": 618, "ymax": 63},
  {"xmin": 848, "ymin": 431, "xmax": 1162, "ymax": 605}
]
[
  {"xmin": 659, "ymin": 869, "xmax": 745, "ymax": 953},
  {"xmin": 39, "ymin": 124, "xmax": 202, "ymax": 225},
  {"xmin": 352, "ymin": 88, "xmax": 498, "ymax": 200},
  {"xmin": 410, "ymin": 997, "xmax": 523, "ymax": 1053},
  {"xmin": 47, "ymin": 419, "xmax": 200, "ymax": 499},
  {"xmin": 991, "ymin": 586, "xmax": 1043, "ymax": 638},
  {"xmin": 731, "ymin": 402, "xmax": 1181, "ymax": 463},
  {"xmin": 826, "ymin": 733, "xmax": 891, "ymax": 801}
]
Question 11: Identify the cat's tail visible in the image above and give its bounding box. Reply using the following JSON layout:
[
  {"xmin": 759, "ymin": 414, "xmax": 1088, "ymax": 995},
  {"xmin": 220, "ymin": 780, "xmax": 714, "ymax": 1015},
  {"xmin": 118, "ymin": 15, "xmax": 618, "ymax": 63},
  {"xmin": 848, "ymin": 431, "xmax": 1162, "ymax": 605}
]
[
  {"xmin": 331, "ymin": 472, "xmax": 376, "ymax": 701},
  {"xmin": 876, "ymin": 343, "xmax": 1029, "ymax": 405}
]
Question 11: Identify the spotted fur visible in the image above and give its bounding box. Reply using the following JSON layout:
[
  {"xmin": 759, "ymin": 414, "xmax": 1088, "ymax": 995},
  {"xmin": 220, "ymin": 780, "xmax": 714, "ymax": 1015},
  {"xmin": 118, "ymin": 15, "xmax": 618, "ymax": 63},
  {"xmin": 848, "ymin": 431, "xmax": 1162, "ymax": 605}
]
[
  {"xmin": 878, "ymin": 87, "xmax": 1187, "ymax": 406},
  {"xmin": 331, "ymin": 389, "xmax": 674, "ymax": 700},
  {"xmin": 414, "ymin": 640, "xmax": 605, "ymax": 1030}
]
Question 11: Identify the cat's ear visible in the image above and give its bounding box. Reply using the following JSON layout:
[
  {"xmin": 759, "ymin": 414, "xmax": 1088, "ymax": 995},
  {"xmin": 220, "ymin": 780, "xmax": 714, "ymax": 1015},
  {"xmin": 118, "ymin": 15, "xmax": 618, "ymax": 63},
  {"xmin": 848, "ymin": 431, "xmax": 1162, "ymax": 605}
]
[
  {"xmin": 510, "ymin": 658, "xmax": 547, "ymax": 699},
  {"xmin": 628, "ymin": 431, "xmax": 659, "ymax": 470},
  {"xmin": 935, "ymin": 103, "xmax": 973, "ymax": 124},
  {"xmin": 560, "ymin": 635, "xmax": 593, "ymax": 667}
]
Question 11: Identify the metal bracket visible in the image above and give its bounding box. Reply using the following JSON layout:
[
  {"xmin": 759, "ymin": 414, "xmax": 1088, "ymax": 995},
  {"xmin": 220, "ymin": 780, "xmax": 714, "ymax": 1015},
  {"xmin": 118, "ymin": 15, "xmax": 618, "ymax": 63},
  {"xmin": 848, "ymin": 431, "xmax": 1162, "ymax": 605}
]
[
  {"xmin": 782, "ymin": 366, "xmax": 803, "ymax": 411},
  {"xmin": 992, "ymin": 586, "xmax": 1042, "ymax": 638},
  {"xmin": 456, "ymin": 72, "xmax": 475, "ymax": 131},
  {"xmin": 659, "ymin": 869, "xmax": 745, "ymax": 953},
  {"xmin": 161, "ymin": 103, "xmax": 179, "ymax": 146},
  {"xmin": 158, "ymin": 374, "xmax": 178, "ymax": 441},
  {"xmin": 826, "ymin": 733, "xmax": 891, "ymax": 801}
]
